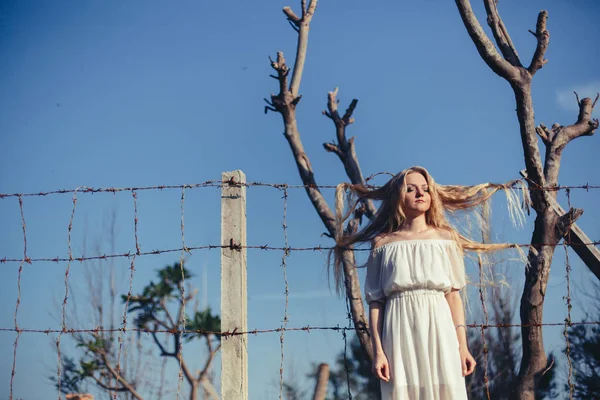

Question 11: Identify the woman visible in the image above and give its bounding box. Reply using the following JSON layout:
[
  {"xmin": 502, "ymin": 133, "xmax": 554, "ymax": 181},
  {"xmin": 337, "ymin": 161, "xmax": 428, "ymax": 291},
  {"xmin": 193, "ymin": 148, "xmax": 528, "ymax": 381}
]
[{"xmin": 332, "ymin": 166, "xmax": 528, "ymax": 399}]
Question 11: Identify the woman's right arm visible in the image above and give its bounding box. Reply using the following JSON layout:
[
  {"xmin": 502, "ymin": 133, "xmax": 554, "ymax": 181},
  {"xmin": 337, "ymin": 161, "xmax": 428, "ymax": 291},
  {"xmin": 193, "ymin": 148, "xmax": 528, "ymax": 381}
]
[{"xmin": 369, "ymin": 300, "xmax": 390, "ymax": 382}]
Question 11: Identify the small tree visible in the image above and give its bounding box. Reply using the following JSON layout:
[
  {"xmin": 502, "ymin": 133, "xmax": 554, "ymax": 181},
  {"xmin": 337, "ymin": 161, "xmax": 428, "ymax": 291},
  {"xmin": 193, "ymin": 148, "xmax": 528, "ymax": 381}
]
[
  {"xmin": 56, "ymin": 262, "xmax": 221, "ymax": 400},
  {"xmin": 124, "ymin": 262, "xmax": 221, "ymax": 400},
  {"xmin": 51, "ymin": 213, "xmax": 150, "ymax": 400}
]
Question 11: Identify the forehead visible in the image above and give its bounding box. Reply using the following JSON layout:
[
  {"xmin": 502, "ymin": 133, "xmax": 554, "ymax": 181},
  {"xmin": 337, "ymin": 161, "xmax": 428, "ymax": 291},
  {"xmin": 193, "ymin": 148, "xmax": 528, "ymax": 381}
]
[{"xmin": 405, "ymin": 172, "xmax": 428, "ymax": 186}]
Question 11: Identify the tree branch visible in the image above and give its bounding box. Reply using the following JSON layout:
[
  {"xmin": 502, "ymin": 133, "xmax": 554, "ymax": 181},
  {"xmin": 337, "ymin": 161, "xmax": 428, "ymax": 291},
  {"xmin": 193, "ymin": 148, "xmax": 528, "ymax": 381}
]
[
  {"xmin": 282, "ymin": 6, "xmax": 301, "ymax": 26},
  {"xmin": 483, "ymin": 0, "xmax": 522, "ymax": 67},
  {"xmin": 195, "ymin": 339, "xmax": 220, "ymax": 400},
  {"xmin": 99, "ymin": 353, "xmax": 144, "ymax": 400},
  {"xmin": 151, "ymin": 328, "xmax": 174, "ymax": 357},
  {"xmin": 323, "ymin": 88, "xmax": 377, "ymax": 220},
  {"xmin": 559, "ymin": 96, "xmax": 599, "ymax": 144},
  {"xmin": 266, "ymin": 0, "xmax": 373, "ymax": 364},
  {"xmin": 454, "ymin": 0, "xmax": 520, "ymax": 81},
  {"xmin": 323, "ymin": 142, "xmax": 342, "ymax": 157},
  {"xmin": 90, "ymin": 373, "xmax": 129, "ymax": 392},
  {"xmin": 197, "ymin": 338, "xmax": 219, "ymax": 385},
  {"xmin": 528, "ymin": 11, "xmax": 550, "ymax": 76},
  {"xmin": 198, "ymin": 377, "xmax": 219, "ymax": 400},
  {"xmin": 270, "ymin": 53, "xmax": 290, "ymax": 99},
  {"xmin": 160, "ymin": 300, "xmax": 177, "ymax": 328},
  {"xmin": 555, "ymin": 208, "xmax": 584, "ymax": 239},
  {"xmin": 541, "ymin": 95, "xmax": 598, "ymax": 188},
  {"xmin": 535, "ymin": 124, "xmax": 551, "ymax": 145},
  {"xmin": 287, "ymin": 0, "xmax": 318, "ymax": 96}
]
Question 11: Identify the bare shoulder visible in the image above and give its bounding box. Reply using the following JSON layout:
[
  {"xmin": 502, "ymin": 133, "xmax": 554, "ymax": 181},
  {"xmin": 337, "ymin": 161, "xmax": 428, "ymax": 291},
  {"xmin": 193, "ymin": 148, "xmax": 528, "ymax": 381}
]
[
  {"xmin": 434, "ymin": 228, "xmax": 454, "ymax": 240},
  {"xmin": 372, "ymin": 234, "xmax": 387, "ymax": 249}
]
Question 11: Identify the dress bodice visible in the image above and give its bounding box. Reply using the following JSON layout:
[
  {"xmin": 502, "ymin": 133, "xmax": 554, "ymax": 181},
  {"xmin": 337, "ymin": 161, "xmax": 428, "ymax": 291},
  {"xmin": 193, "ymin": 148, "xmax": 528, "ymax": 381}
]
[{"xmin": 364, "ymin": 239, "xmax": 466, "ymax": 304}]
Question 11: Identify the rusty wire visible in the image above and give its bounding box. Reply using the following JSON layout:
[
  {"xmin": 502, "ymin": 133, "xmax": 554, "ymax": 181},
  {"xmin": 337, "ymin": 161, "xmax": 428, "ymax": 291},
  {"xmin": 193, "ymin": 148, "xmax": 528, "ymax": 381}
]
[
  {"xmin": 278, "ymin": 186, "xmax": 291, "ymax": 400},
  {"xmin": 2, "ymin": 179, "xmax": 600, "ymax": 398},
  {"xmin": 9, "ymin": 196, "xmax": 27, "ymax": 400},
  {"xmin": 1, "ymin": 181, "xmax": 600, "ymax": 200},
  {"xmin": 176, "ymin": 186, "xmax": 188, "ymax": 400},
  {"xmin": 1, "ymin": 240, "xmax": 599, "ymax": 265},
  {"xmin": 0, "ymin": 320, "xmax": 598, "ymax": 337},
  {"xmin": 477, "ymin": 253, "xmax": 492, "ymax": 400},
  {"xmin": 564, "ymin": 189, "xmax": 575, "ymax": 399}
]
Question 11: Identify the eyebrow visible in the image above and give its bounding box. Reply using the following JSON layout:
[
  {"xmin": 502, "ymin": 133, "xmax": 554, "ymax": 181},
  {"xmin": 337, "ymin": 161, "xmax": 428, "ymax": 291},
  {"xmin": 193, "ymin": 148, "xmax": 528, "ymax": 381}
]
[{"xmin": 406, "ymin": 184, "xmax": 429, "ymax": 187}]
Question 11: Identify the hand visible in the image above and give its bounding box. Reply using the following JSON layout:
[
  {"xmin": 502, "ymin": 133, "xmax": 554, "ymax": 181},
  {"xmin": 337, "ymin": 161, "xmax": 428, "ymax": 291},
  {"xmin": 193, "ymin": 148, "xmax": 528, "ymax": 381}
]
[
  {"xmin": 460, "ymin": 347, "xmax": 476, "ymax": 376},
  {"xmin": 372, "ymin": 352, "xmax": 390, "ymax": 382}
]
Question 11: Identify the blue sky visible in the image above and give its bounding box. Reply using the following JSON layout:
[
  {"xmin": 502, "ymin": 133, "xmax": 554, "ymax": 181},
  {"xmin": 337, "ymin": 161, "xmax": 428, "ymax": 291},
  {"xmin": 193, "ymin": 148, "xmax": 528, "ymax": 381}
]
[{"xmin": 0, "ymin": 0, "xmax": 599, "ymax": 399}]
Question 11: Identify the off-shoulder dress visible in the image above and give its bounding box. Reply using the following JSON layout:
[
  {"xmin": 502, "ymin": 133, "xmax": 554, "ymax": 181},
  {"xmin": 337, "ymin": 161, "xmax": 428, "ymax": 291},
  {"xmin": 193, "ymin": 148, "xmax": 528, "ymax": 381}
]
[{"xmin": 364, "ymin": 239, "xmax": 469, "ymax": 400}]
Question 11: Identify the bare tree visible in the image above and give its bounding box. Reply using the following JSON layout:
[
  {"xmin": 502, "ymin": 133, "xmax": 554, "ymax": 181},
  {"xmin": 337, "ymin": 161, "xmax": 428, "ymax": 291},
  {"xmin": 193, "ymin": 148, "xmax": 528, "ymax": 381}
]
[
  {"xmin": 264, "ymin": 0, "xmax": 378, "ymax": 362},
  {"xmin": 124, "ymin": 262, "xmax": 221, "ymax": 400},
  {"xmin": 453, "ymin": 1, "xmax": 598, "ymax": 398},
  {"xmin": 266, "ymin": 1, "xmax": 597, "ymax": 398},
  {"xmin": 52, "ymin": 213, "xmax": 151, "ymax": 400},
  {"xmin": 53, "ymin": 213, "xmax": 220, "ymax": 400}
]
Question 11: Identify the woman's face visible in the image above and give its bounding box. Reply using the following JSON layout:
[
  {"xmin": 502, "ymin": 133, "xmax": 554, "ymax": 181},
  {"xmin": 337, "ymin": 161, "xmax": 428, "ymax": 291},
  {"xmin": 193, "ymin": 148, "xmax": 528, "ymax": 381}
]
[{"xmin": 400, "ymin": 172, "xmax": 431, "ymax": 215}]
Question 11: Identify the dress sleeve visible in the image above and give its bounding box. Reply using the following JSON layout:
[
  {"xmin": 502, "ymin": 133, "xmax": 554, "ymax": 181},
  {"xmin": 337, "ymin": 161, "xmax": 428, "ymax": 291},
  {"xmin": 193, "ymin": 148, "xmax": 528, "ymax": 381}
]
[
  {"xmin": 447, "ymin": 241, "xmax": 467, "ymax": 291},
  {"xmin": 364, "ymin": 249, "xmax": 385, "ymax": 304}
]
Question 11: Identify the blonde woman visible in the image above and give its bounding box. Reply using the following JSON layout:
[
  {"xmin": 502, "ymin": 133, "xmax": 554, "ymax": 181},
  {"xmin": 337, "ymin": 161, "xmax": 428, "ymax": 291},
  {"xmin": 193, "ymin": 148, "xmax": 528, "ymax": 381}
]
[{"xmin": 332, "ymin": 166, "xmax": 527, "ymax": 399}]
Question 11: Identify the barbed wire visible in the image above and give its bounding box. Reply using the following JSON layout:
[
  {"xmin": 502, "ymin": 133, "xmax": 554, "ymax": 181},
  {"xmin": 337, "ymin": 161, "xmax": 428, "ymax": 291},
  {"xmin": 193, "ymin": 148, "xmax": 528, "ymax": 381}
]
[
  {"xmin": 279, "ymin": 187, "xmax": 291, "ymax": 400},
  {"xmin": 3, "ymin": 178, "xmax": 599, "ymax": 399},
  {"xmin": 2, "ymin": 240, "xmax": 598, "ymax": 265},
  {"xmin": 1, "ymin": 320, "xmax": 600, "ymax": 337},
  {"xmin": 1, "ymin": 180, "xmax": 600, "ymax": 199},
  {"xmin": 564, "ymin": 189, "xmax": 575, "ymax": 400}
]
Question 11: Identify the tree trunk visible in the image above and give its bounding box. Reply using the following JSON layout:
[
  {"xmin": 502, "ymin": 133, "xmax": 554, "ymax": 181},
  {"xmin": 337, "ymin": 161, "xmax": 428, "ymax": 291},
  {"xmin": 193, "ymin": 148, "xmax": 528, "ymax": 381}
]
[{"xmin": 312, "ymin": 363, "xmax": 330, "ymax": 400}]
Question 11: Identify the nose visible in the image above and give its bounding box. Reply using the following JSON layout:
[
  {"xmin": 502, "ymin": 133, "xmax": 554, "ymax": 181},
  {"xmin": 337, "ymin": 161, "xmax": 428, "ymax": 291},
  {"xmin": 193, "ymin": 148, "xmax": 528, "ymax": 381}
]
[{"xmin": 415, "ymin": 188, "xmax": 425, "ymax": 197}]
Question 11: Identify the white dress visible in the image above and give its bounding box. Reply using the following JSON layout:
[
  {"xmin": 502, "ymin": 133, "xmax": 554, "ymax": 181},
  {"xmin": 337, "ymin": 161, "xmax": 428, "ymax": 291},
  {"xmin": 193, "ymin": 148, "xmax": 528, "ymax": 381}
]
[{"xmin": 364, "ymin": 239, "xmax": 468, "ymax": 400}]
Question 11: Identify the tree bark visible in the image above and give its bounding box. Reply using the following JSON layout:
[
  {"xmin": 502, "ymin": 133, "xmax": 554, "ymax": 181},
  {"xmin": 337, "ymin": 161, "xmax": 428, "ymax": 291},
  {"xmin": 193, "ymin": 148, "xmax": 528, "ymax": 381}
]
[
  {"xmin": 267, "ymin": 1, "xmax": 374, "ymax": 362},
  {"xmin": 454, "ymin": 1, "xmax": 598, "ymax": 398},
  {"xmin": 312, "ymin": 363, "xmax": 330, "ymax": 400}
]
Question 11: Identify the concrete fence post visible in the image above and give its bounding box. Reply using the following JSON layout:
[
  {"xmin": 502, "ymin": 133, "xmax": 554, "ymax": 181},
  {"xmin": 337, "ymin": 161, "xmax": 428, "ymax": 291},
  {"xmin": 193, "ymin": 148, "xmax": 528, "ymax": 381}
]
[{"xmin": 220, "ymin": 170, "xmax": 248, "ymax": 400}]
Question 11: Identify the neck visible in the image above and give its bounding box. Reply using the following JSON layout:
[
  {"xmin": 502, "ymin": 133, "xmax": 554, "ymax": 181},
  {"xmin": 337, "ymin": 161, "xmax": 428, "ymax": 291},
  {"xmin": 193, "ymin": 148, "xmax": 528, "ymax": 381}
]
[{"xmin": 400, "ymin": 214, "xmax": 428, "ymax": 233}]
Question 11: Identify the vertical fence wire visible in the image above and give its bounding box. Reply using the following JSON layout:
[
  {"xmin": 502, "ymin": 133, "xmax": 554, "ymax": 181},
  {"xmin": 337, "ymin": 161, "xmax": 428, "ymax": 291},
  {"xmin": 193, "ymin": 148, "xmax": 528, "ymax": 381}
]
[
  {"xmin": 176, "ymin": 186, "xmax": 188, "ymax": 399},
  {"xmin": 0, "ymin": 181, "xmax": 599, "ymax": 399},
  {"xmin": 564, "ymin": 188, "xmax": 575, "ymax": 399},
  {"xmin": 10, "ymin": 196, "xmax": 27, "ymax": 400},
  {"xmin": 477, "ymin": 253, "xmax": 491, "ymax": 400},
  {"xmin": 279, "ymin": 186, "xmax": 290, "ymax": 399}
]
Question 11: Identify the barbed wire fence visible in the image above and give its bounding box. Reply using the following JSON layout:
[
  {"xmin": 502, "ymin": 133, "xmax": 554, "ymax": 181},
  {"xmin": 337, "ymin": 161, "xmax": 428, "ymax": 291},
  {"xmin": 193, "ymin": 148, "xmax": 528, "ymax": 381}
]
[{"xmin": 2, "ymin": 176, "xmax": 599, "ymax": 400}]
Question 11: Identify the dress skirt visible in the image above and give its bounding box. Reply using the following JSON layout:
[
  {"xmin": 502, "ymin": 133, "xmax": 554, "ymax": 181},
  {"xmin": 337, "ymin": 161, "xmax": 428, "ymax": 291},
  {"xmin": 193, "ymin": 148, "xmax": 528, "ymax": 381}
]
[{"xmin": 380, "ymin": 289, "xmax": 468, "ymax": 400}]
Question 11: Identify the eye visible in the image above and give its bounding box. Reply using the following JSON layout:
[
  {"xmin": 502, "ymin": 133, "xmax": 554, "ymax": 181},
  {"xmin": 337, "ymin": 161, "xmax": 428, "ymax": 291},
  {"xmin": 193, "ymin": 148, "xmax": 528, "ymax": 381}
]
[{"xmin": 406, "ymin": 188, "xmax": 414, "ymax": 192}]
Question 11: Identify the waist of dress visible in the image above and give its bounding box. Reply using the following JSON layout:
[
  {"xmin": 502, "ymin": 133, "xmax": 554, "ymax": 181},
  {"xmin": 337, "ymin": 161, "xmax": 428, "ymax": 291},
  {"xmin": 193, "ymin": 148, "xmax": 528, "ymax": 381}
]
[{"xmin": 387, "ymin": 288, "xmax": 445, "ymax": 299}]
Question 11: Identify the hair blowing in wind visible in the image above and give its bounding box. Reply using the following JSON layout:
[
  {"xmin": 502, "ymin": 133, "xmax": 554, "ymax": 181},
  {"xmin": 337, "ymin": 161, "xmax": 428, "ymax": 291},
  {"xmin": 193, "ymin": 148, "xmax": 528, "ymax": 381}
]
[{"xmin": 329, "ymin": 166, "xmax": 530, "ymax": 294}]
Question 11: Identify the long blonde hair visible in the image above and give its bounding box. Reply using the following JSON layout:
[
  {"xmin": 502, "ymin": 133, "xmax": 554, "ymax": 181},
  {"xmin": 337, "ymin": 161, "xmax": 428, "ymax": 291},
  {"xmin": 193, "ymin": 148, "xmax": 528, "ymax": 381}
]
[{"xmin": 331, "ymin": 166, "xmax": 530, "ymax": 293}]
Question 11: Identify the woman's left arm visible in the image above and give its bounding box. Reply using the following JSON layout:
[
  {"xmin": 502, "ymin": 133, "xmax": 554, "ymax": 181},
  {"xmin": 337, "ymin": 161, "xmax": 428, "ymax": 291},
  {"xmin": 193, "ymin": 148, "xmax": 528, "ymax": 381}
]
[{"xmin": 445, "ymin": 290, "xmax": 476, "ymax": 376}]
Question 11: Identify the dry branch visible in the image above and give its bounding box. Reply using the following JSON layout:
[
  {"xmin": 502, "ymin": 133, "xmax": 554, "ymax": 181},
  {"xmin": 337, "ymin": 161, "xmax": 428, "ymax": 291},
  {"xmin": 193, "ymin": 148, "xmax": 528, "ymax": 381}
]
[
  {"xmin": 528, "ymin": 12, "xmax": 550, "ymax": 75},
  {"xmin": 322, "ymin": 88, "xmax": 377, "ymax": 220},
  {"xmin": 454, "ymin": 0, "xmax": 519, "ymax": 81},
  {"xmin": 265, "ymin": 0, "xmax": 374, "ymax": 362},
  {"xmin": 483, "ymin": 0, "xmax": 521, "ymax": 67},
  {"xmin": 454, "ymin": 1, "xmax": 598, "ymax": 398}
]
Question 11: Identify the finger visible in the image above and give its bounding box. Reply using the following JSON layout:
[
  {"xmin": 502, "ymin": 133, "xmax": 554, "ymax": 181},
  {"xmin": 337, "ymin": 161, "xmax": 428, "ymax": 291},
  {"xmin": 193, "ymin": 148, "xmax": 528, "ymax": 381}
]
[
  {"xmin": 462, "ymin": 360, "xmax": 467, "ymax": 377},
  {"xmin": 468, "ymin": 359, "xmax": 477, "ymax": 375},
  {"xmin": 382, "ymin": 363, "xmax": 390, "ymax": 381},
  {"xmin": 378, "ymin": 365, "xmax": 387, "ymax": 382},
  {"xmin": 464, "ymin": 359, "xmax": 474, "ymax": 376},
  {"xmin": 376, "ymin": 365, "xmax": 385, "ymax": 381}
]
